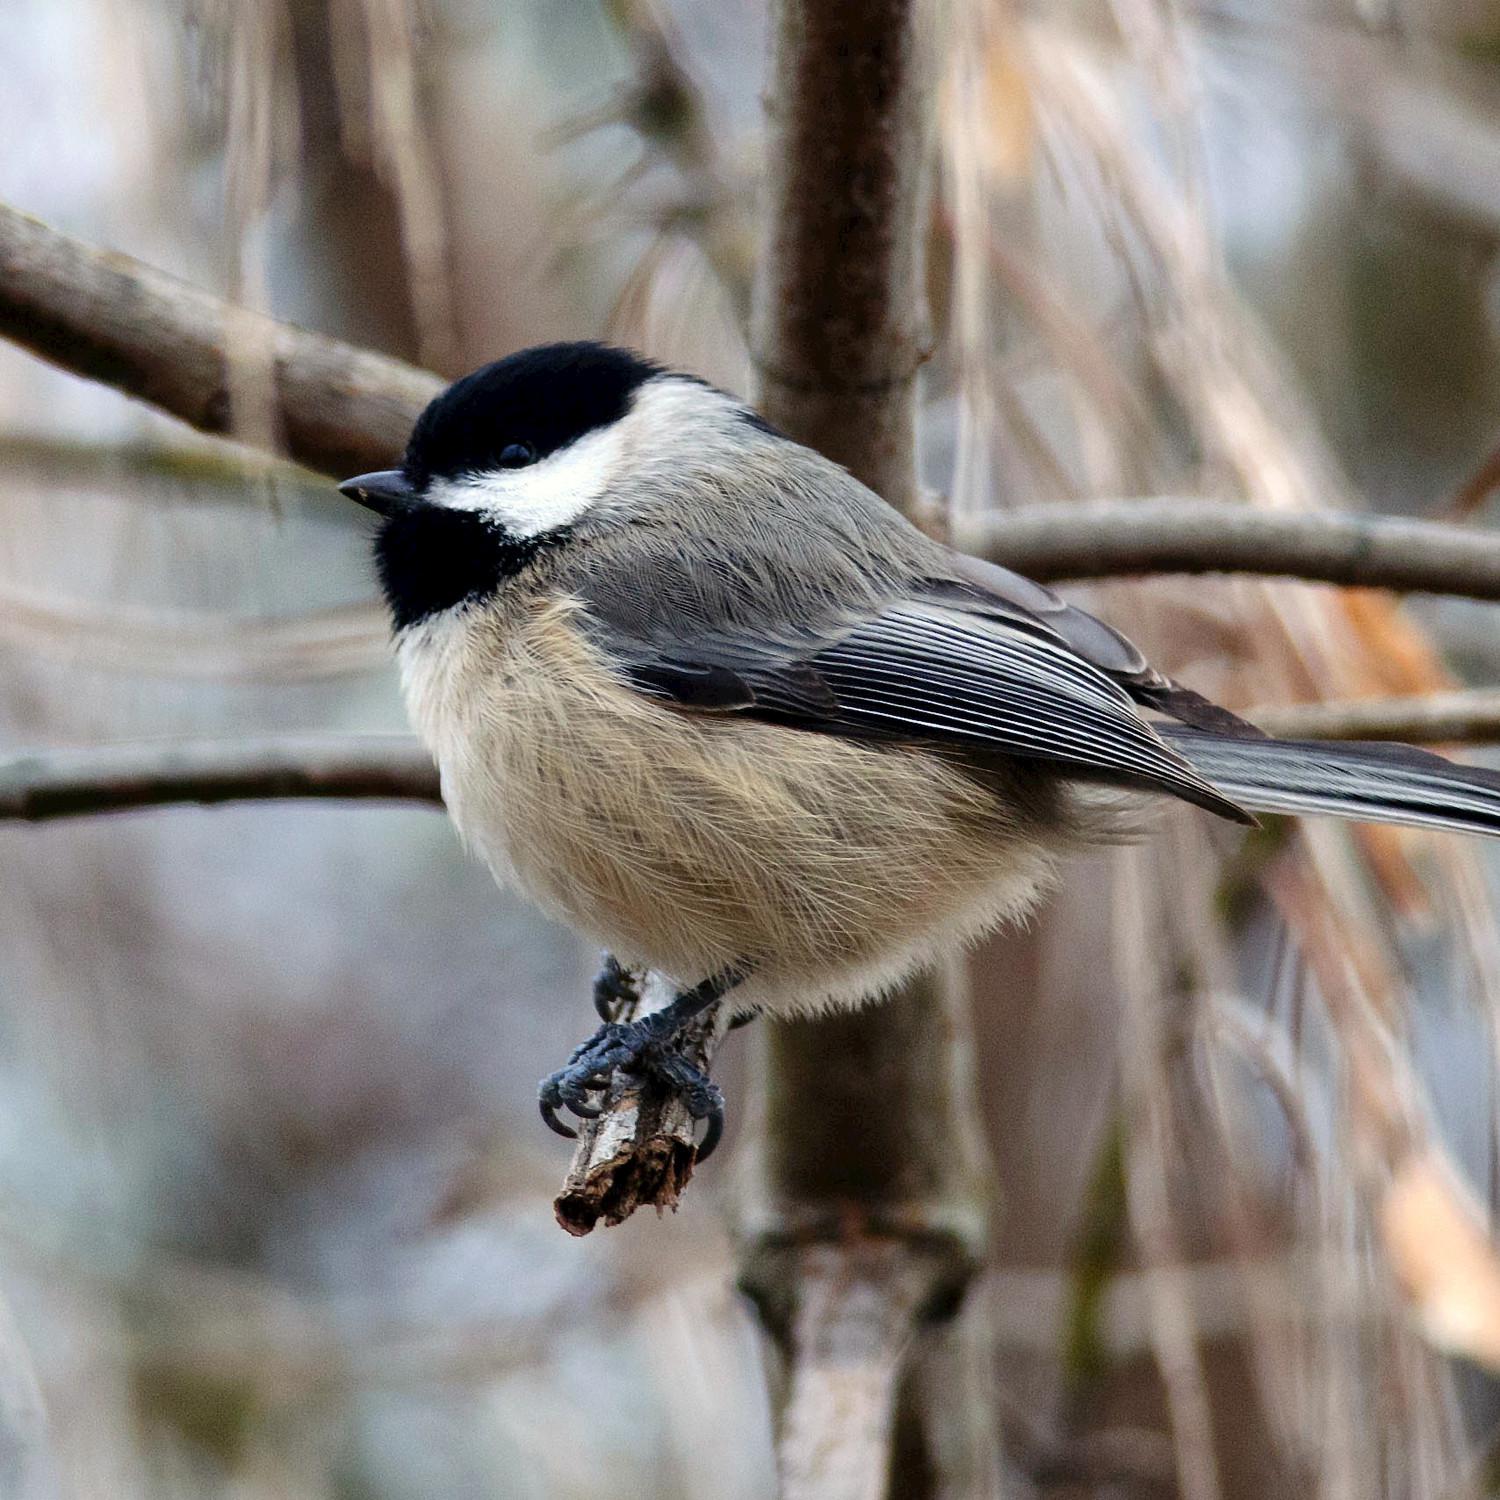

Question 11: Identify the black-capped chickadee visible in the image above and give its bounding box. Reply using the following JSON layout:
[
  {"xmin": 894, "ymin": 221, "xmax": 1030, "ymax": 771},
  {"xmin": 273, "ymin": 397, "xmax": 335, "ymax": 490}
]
[{"xmin": 340, "ymin": 342, "xmax": 1500, "ymax": 1156}]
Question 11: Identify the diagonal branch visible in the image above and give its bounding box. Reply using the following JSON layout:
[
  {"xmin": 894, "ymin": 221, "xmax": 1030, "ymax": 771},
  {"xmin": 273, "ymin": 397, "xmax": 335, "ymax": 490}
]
[
  {"xmin": 0, "ymin": 201, "xmax": 439, "ymax": 478},
  {"xmin": 7, "ymin": 201, "xmax": 1500, "ymax": 602}
]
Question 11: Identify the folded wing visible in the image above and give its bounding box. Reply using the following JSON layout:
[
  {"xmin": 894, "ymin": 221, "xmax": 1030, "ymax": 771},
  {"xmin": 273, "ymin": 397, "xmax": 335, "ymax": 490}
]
[{"xmin": 603, "ymin": 593, "xmax": 1254, "ymax": 823}]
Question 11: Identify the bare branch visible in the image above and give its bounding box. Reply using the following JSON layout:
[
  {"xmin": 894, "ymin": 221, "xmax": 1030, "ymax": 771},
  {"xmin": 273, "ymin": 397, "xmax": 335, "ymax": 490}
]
[
  {"xmin": 0, "ymin": 200, "xmax": 439, "ymax": 478},
  {"xmin": 961, "ymin": 499, "xmax": 1500, "ymax": 601},
  {"xmin": 742, "ymin": 1, "xmax": 1001, "ymax": 1495},
  {"xmin": 554, "ymin": 972, "xmax": 732, "ymax": 1235},
  {"xmin": 13, "ymin": 685, "xmax": 1500, "ymax": 837},
  {"xmin": 750, "ymin": 2, "xmax": 930, "ymax": 513},
  {"xmin": 1249, "ymin": 690, "xmax": 1500, "ymax": 746},
  {"xmin": 0, "ymin": 736, "xmax": 439, "ymax": 823},
  {"xmin": 767, "ymin": 1244, "xmax": 959, "ymax": 1500},
  {"xmin": 10, "ymin": 203, "xmax": 1500, "ymax": 605}
]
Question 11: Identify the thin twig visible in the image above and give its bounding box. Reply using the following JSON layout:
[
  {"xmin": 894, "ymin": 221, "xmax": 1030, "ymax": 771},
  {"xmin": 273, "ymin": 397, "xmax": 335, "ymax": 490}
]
[
  {"xmin": 1247, "ymin": 691, "xmax": 1500, "ymax": 746},
  {"xmin": 962, "ymin": 499, "xmax": 1500, "ymax": 600},
  {"xmin": 0, "ymin": 736, "xmax": 439, "ymax": 822},
  {"xmin": 553, "ymin": 971, "xmax": 732, "ymax": 1235},
  {"xmin": 0, "ymin": 200, "xmax": 439, "ymax": 478}
]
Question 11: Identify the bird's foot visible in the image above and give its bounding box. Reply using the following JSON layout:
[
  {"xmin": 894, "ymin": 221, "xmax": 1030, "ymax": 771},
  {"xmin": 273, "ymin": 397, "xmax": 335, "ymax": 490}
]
[{"xmin": 538, "ymin": 1011, "xmax": 726, "ymax": 1160}]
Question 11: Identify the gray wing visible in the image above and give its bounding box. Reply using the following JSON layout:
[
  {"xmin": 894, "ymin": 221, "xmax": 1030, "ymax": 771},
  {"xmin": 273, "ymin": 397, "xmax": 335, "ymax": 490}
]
[
  {"xmin": 1157, "ymin": 728, "xmax": 1500, "ymax": 838},
  {"xmin": 561, "ymin": 468, "xmax": 1500, "ymax": 838},
  {"xmin": 553, "ymin": 446, "xmax": 1254, "ymax": 821},
  {"xmin": 584, "ymin": 585, "xmax": 1253, "ymax": 823},
  {"xmin": 939, "ymin": 552, "xmax": 1267, "ymax": 738}
]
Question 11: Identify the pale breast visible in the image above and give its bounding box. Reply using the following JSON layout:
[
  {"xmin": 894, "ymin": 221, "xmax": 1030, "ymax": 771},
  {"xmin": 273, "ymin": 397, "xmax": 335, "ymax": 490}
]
[{"xmin": 395, "ymin": 594, "xmax": 1066, "ymax": 1013}]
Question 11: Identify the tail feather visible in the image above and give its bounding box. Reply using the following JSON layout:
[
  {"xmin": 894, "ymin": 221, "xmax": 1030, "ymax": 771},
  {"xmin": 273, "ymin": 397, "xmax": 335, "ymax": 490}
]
[{"xmin": 1159, "ymin": 725, "xmax": 1500, "ymax": 838}]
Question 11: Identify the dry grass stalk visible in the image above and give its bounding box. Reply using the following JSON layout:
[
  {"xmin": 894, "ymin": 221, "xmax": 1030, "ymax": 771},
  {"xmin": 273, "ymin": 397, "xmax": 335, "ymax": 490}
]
[
  {"xmin": 942, "ymin": 14, "xmax": 1500, "ymax": 1487},
  {"xmin": 1115, "ymin": 844, "xmax": 1226, "ymax": 1500},
  {"xmin": 351, "ymin": 0, "xmax": 460, "ymax": 370},
  {"xmin": 1265, "ymin": 845, "xmax": 1500, "ymax": 1376}
]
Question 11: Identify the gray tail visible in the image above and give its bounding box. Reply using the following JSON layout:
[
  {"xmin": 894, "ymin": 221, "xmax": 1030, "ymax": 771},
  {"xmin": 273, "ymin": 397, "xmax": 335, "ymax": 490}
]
[{"xmin": 1159, "ymin": 725, "xmax": 1500, "ymax": 838}]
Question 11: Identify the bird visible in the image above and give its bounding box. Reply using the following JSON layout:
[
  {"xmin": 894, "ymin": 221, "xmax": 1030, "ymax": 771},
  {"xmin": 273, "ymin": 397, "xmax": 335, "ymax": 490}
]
[{"xmin": 339, "ymin": 340, "xmax": 1500, "ymax": 1158}]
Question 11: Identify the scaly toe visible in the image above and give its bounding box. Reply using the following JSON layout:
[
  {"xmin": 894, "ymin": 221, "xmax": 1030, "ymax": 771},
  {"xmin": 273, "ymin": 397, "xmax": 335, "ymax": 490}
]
[{"xmin": 538, "ymin": 1016, "xmax": 730, "ymax": 1161}]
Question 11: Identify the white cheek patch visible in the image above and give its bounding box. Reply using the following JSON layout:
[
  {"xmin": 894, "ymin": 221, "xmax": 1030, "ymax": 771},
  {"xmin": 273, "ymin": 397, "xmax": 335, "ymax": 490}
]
[{"xmin": 427, "ymin": 420, "xmax": 623, "ymax": 537}]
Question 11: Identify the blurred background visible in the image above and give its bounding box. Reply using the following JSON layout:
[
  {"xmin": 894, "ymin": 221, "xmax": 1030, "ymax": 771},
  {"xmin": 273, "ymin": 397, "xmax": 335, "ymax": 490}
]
[{"xmin": 6, "ymin": 0, "xmax": 1500, "ymax": 1494}]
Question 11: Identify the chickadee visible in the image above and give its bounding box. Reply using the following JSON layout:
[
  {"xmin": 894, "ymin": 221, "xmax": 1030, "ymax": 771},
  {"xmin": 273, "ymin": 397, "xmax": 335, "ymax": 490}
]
[{"xmin": 341, "ymin": 341, "xmax": 1500, "ymax": 1156}]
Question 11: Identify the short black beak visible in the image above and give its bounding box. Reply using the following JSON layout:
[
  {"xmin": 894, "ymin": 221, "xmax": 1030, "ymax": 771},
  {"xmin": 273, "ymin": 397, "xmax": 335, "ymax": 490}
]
[{"xmin": 338, "ymin": 469, "xmax": 417, "ymax": 517}]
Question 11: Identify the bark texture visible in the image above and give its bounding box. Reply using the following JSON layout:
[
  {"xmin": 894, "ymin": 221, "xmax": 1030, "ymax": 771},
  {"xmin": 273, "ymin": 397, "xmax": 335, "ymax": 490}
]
[
  {"xmin": 963, "ymin": 498, "xmax": 1500, "ymax": 600},
  {"xmin": 553, "ymin": 973, "xmax": 733, "ymax": 1235},
  {"xmin": 743, "ymin": 3, "xmax": 999, "ymax": 1496},
  {"xmin": 0, "ymin": 736, "xmax": 439, "ymax": 821},
  {"xmin": 0, "ymin": 202, "xmax": 439, "ymax": 478},
  {"xmin": 751, "ymin": 0, "xmax": 931, "ymax": 508},
  {"xmin": 6, "ymin": 202, "xmax": 1500, "ymax": 602}
]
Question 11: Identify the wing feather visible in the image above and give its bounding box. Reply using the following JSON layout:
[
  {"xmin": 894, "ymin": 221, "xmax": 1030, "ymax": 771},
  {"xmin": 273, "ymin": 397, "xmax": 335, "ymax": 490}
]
[{"xmin": 605, "ymin": 597, "xmax": 1252, "ymax": 822}]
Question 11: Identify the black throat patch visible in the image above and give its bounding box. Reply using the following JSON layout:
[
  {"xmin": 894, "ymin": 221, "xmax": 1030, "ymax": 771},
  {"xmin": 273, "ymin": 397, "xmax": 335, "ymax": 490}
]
[{"xmin": 374, "ymin": 505, "xmax": 553, "ymax": 630}]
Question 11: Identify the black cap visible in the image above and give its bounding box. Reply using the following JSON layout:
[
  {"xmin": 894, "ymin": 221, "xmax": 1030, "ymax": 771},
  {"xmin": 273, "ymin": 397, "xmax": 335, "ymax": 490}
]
[{"xmin": 402, "ymin": 342, "xmax": 661, "ymax": 488}]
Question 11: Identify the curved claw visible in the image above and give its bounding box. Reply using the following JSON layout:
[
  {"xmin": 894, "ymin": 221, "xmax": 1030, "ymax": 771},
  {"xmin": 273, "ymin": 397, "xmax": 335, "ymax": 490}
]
[
  {"xmin": 539, "ymin": 1007, "xmax": 735, "ymax": 1160},
  {"xmin": 694, "ymin": 1107, "xmax": 724, "ymax": 1163},
  {"xmin": 539, "ymin": 1096, "xmax": 579, "ymax": 1139}
]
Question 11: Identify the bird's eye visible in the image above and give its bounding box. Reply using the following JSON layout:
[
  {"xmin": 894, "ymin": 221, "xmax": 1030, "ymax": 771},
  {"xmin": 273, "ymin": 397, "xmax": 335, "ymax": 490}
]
[{"xmin": 497, "ymin": 442, "xmax": 537, "ymax": 469}]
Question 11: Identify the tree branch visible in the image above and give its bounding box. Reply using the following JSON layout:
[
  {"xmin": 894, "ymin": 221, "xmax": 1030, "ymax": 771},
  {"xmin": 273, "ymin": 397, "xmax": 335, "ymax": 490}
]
[
  {"xmin": 13, "ymin": 681, "xmax": 1500, "ymax": 837},
  {"xmin": 750, "ymin": 2, "xmax": 930, "ymax": 503},
  {"xmin": 553, "ymin": 972, "xmax": 732, "ymax": 1236},
  {"xmin": 1248, "ymin": 690, "xmax": 1500, "ymax": 746},
  {"xmin": 0, "ymin": 201, "xmax": 439, "ymax": 478},
  {"xmin": 0, "ymin": 736, "xmax": 439, "ymax": 822},
  {"xmin": 765, "ymin": 1244, "xmax": 963, "ymax": 1500},
  {"xmin": 743, "ymin": 3, "xmax": 998, "ymax": 1497},
  {"xmin": 8, "ymin": 202, "xmax": 1500, "ymax": 603},
  {"xmin": 961, "ymin": 499, "xmax": 1500, "ymax": 600}
]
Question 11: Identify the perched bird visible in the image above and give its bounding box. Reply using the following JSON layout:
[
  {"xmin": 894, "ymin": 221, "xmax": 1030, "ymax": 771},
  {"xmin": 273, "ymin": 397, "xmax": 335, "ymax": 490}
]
[{"xmin": 340, "ymin": 341, "xmax": 1500, "ymax": 1156}]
